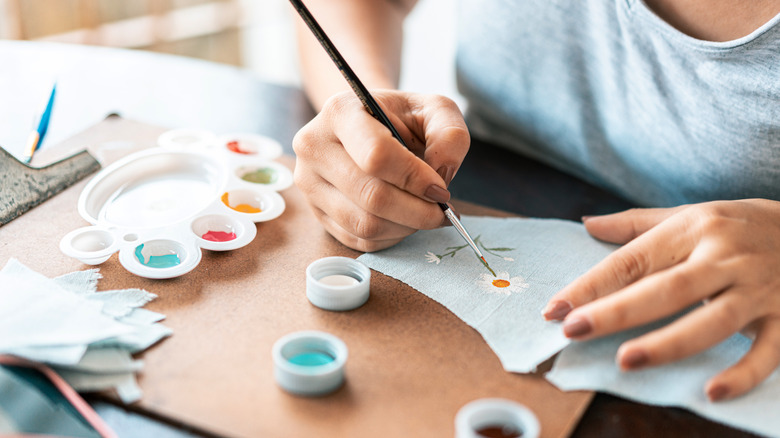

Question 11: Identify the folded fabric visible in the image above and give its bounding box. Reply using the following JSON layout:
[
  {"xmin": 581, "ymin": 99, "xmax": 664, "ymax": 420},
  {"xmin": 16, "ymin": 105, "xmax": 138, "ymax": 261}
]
[
  {"xmin": 0, "ymin": 274, "xmax": 133, "ymax": 354},
  {"xmin": 546, "ymin": 317, "xmax": 780, "ymax": 438},
  {"xmin": 358, "ymin": 216, "xmax": 618, "ymax": 372},
  {"xmin": 0, "ymin": 258, "xmax": 171, "ymax": 403}
]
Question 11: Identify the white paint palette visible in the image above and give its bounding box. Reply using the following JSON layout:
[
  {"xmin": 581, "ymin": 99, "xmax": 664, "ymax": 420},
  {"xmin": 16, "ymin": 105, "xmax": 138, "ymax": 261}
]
[{"xmin": 60, "ymin": 129, "xmax": 293, "ymax": 279}]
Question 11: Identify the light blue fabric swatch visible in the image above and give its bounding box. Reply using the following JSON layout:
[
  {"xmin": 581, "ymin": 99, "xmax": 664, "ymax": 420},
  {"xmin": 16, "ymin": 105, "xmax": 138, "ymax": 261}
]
[
  {"xmin": 0, "ymin": 258, "xmax": 172, "ymax": 403},
  {"xmin": 359, "ymin": 215, "xmax": 778, "ymax": 434},
  {"xmin": 358, "ymin": 216, "xmax": 617, "ymax": 372},
  {"xmin": 546, "ymin": 319, "xmax": 780, "ymax": 437},
  {"xmin": 0, "ymin": 262, "xmax": 134, "ymax": 355}
]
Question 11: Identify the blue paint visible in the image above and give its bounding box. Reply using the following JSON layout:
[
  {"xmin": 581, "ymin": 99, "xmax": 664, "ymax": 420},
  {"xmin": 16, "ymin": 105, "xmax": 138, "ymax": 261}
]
[
  {"xmin": 134, "ymin": 244, "xmax": 181, "ymax": 268},
  {"xmin": 288, "ymin": 352, "xmax": 334, "ymax": 366}
]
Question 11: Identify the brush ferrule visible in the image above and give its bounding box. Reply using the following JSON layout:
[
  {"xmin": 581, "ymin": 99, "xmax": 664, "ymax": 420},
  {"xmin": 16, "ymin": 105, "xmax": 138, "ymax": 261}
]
[{"xmin": 444, "ymin": 208, "xmax": 483, "ymax": 259}]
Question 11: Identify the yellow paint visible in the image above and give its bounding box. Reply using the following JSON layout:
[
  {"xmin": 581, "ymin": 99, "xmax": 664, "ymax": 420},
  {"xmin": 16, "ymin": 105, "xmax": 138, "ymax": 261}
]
[
  {"xmin": 221, "ymin": 192, "xmax": 262, "ymax": 214},
  {"xmin": 492, "ymin": 279, "xmax": 511, "ymax": 288}
]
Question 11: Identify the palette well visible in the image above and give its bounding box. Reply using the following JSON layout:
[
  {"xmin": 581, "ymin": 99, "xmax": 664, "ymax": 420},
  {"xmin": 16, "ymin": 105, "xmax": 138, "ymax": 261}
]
[{"xmin": 60, "ymin": 129, "xmax": 293, "ymax": 279}]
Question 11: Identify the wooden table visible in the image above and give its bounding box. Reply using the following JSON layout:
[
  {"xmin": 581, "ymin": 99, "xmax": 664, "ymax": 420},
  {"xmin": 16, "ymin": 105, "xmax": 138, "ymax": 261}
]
[
  {"xmin": 0, "ymin": 41, "xmax": 760, "ymax": 438},
  {"xmin": 2, "ymin": 117, "xmax": 591, "ymax": 437}
]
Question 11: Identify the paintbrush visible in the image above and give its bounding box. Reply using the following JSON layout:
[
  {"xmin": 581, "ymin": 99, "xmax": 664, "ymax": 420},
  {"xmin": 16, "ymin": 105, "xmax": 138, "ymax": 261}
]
[
  {"xmin": 23, "ymin": 82, "xmax": 57, "ymax": 164},
  {"xmin": 289, "ymin": 0, "xmax": 496, "ymax": 276}
]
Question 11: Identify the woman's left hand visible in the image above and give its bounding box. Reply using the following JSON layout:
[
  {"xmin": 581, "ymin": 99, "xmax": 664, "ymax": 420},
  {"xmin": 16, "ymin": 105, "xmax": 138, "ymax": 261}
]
[{"xmin": 542, "ymin": 199, "xmax": 780, "ymax": 401}]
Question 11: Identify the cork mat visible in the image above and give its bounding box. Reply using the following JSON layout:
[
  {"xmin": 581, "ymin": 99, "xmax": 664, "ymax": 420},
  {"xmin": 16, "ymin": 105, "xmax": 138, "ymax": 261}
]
[{"xmin": 0, "ymin": 117, "xmax": 593, "ymax": 438}]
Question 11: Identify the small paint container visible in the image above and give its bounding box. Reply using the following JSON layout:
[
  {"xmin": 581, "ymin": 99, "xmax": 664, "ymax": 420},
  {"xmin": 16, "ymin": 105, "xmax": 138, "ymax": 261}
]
[
  {"xmin": 306, "ymin": 257, "xmax": 370, "ymax": 311},
  {"xmin": 234, "ymin": 162, "xmax": 293, "ymax": 192},
  {"xmin": 455, "ymin": 398, "xmax": 540, "ymax": 438},
  {"xmin": 118, "ymin": 238, "xmax": 202, "ymax": 279},
  {"xmin": 59, "ymin": 226, "xmax": 119, "ymax": 265},
  {"xmin": 272, "ymin": 331, "xmax": 348, "ymax": 397},
  {"xmin": 217, "ymin": 133, "xmax": 283, "ymax": 159},
  {"xmin": 157, "ymin": 128, "xmax": 215, "ymax": 149}
]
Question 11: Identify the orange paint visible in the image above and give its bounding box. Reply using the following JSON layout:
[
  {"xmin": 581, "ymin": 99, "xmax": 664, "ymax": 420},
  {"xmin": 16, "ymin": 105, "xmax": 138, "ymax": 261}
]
[
  {"xmin": 221, "ymin": 192, "xmax": 262, "ymax": 214},
  {"xmin": 233, "ymin": 204, "xmax": 261, "ymax": 213},
  {"xmin": 492, "ymin": 279, "xmax": 511, "ymax": 288}
]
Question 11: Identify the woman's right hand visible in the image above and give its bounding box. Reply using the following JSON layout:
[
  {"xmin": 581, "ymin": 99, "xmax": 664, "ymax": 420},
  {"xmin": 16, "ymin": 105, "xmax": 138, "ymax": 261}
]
[{"xmin": 292, "ymin": 89, "xmax": 470, "ymax": 252}]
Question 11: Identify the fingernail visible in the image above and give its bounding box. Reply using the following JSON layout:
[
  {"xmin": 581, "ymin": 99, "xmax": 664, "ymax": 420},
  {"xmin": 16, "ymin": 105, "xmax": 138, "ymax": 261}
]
[
  {"xmin": 562, "ymin": 316, "xmax": 592, "ymax": 338},
  {"xmin": 621, "ymin": 349, "xmax": 649, "ymax": 369},
  {"xmin": 542, "ymin": 300, "xmax": 572, "ymax": 320},
  {"xmin": 425, "ymin": 184, "xmax": 450, "ymax": 203},
  {"xmin": 707, "ymin": 384, "xmax": 730, "ymax": 402},
  {"xmin": 437, "ymin": 166, "xmax": 455, "ymax": 186}
]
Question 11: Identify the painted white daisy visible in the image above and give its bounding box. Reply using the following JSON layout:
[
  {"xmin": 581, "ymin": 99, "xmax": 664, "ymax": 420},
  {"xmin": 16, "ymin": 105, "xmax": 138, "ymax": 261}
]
[
  {"xmin": 503, "ymin": 257, "xmax": 515, "ymax": 262},
  {"xmin": 478, "ymin": 271, "xmax": 529, "ymax": 295},
  {"xmin": 425, "ymin": 251, "xmax": 441, "ymax": 265}
]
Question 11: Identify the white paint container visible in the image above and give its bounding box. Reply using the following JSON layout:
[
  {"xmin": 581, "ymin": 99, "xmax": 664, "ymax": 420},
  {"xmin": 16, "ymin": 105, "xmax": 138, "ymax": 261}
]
[{"xmin": 306, "ymin": 257, "xmax": 371, "ymax": 311}]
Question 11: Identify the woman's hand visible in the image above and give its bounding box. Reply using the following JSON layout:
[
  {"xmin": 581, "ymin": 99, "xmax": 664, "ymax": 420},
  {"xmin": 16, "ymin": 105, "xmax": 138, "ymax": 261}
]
[
  {"xmin": 292, "ymin": 89, "xmax": 470, "ymax": 252},
  {"xmin": 543, "ymin": 199, "xmax": 780, "ymax": 401}
]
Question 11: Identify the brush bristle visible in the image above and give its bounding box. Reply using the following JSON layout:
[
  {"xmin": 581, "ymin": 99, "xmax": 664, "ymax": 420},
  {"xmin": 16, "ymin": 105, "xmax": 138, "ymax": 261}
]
[{"xmin": 480, "ymin": 256, "xmax": 496, "ymax": 277}]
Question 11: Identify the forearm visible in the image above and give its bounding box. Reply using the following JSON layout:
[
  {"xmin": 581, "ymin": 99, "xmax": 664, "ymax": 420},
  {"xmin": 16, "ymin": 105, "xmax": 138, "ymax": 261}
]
[{"xmin": 294, "ymin": 0, "xmax": 416, "ymax": 110}]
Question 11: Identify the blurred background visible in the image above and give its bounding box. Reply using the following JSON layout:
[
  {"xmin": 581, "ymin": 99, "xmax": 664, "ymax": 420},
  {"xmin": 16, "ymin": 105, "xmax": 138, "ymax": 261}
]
[
  {"xmin": 0, "ymin": 0, "xmax": 458, "ymax": 97},
  {"xmin": 0, "ymin": 0, "xmax": 459, "ymax": 160}
]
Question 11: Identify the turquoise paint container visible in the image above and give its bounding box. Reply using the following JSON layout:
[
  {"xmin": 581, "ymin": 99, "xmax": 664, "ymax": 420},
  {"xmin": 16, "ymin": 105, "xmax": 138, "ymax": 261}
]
[{"xmin": 272, "ymin": 331, "xmax": 348, "ymax": 397}]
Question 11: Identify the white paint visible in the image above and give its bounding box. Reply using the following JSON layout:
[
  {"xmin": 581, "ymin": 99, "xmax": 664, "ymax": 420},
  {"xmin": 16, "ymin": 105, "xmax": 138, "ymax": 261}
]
[{"xmin": 318, "ymin": 274, "xmax": 359, "ymax": 287}]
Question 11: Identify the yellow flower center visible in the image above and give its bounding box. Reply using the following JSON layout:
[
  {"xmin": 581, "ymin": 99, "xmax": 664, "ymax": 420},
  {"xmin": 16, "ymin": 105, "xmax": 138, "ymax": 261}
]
[{"xmin": 492, "ymin": 279, "xmax": 511, "ymax": 288}]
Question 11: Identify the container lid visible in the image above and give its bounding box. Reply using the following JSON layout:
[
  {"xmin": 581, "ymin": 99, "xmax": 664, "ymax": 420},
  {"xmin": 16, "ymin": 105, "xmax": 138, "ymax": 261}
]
[
  {"xmin": 306, "ymin": 257, "xmax": 370, "ymax": 311},
  {"xmin": 455, "ymin": 398, "xmax": 540, "ymax": 438},
  {"xmin": 272, "ymin": 330, "xmax": 348, "ymax": 396}
]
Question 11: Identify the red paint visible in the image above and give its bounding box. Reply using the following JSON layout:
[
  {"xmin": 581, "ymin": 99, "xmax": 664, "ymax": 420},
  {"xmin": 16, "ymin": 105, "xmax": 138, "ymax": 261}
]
[
  {"xmin": 202, "ymin": 230, "xmax": 237, "ymax": 242},
  {"xmin": 226, "ymin": 140, "xmax": 252, "ymax": 154}
]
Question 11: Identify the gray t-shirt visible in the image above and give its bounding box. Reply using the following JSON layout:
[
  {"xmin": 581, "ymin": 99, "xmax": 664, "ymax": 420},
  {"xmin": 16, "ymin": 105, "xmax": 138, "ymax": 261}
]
[{"xmin": 456, "ymin": 0, "xmax": 780, "ymax": 207}]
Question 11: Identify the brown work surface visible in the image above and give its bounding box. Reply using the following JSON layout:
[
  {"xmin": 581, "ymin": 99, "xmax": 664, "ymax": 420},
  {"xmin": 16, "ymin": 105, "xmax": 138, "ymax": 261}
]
[{"xmin": 0, "ymin": 117, "xmax": 592, "ymax": 437}]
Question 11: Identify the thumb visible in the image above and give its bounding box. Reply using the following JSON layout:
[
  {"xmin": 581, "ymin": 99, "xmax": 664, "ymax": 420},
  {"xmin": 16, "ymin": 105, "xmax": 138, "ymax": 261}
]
[{"xmin": 583, "ymin": 206, "xmax": 684, "ymax": 244}]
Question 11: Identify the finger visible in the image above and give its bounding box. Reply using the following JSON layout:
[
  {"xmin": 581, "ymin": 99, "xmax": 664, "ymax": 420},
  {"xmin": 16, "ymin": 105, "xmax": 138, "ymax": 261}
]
[
  {"xmin": 294, "ymin": 122, "xmax": 445, "ymax": 233},
  {"xmin": 328, "ymin": 95, "xmax": 453, "ymax": 202},
  {"xmin": 561, "ymin": 260, "xmax": 733, "ymax": 339},
  {"xmin": 583, "ymin": 206, "xmax": 687, "ymax": 244},
  {"xmin": 615, "ymin": 290, "xmax": 754, "ymax": 371},
  {"xmin": 705, "ymin": 317, "xmax": 780, "ymax": 401},
  {"xmin": 308, "ymin": 190, "xmax": 418, "ymax": 243},
  {"xmin": 296, "ymin": 169, "xmax": 419, "ymax": 243},
  {"xmin": 543, "ymin": 214, "xmax": 696, "ymax": 320},
  {"xmin": 316, "ymin": 208, "xmax": 408, "ymax": 252},
  {"xmin": 311, "ymin": 144, "xmax": 446, "ymax": 229},
  {"xmin": 407, "ymin": 95, "xmax": 469, "ymax": 187}
]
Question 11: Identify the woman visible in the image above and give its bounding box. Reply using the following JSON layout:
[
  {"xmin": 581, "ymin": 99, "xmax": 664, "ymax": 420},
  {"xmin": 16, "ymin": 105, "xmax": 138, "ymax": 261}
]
[{"xmin": 291, "ymin": 0, "xmax": 780, "ymax": 401}]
